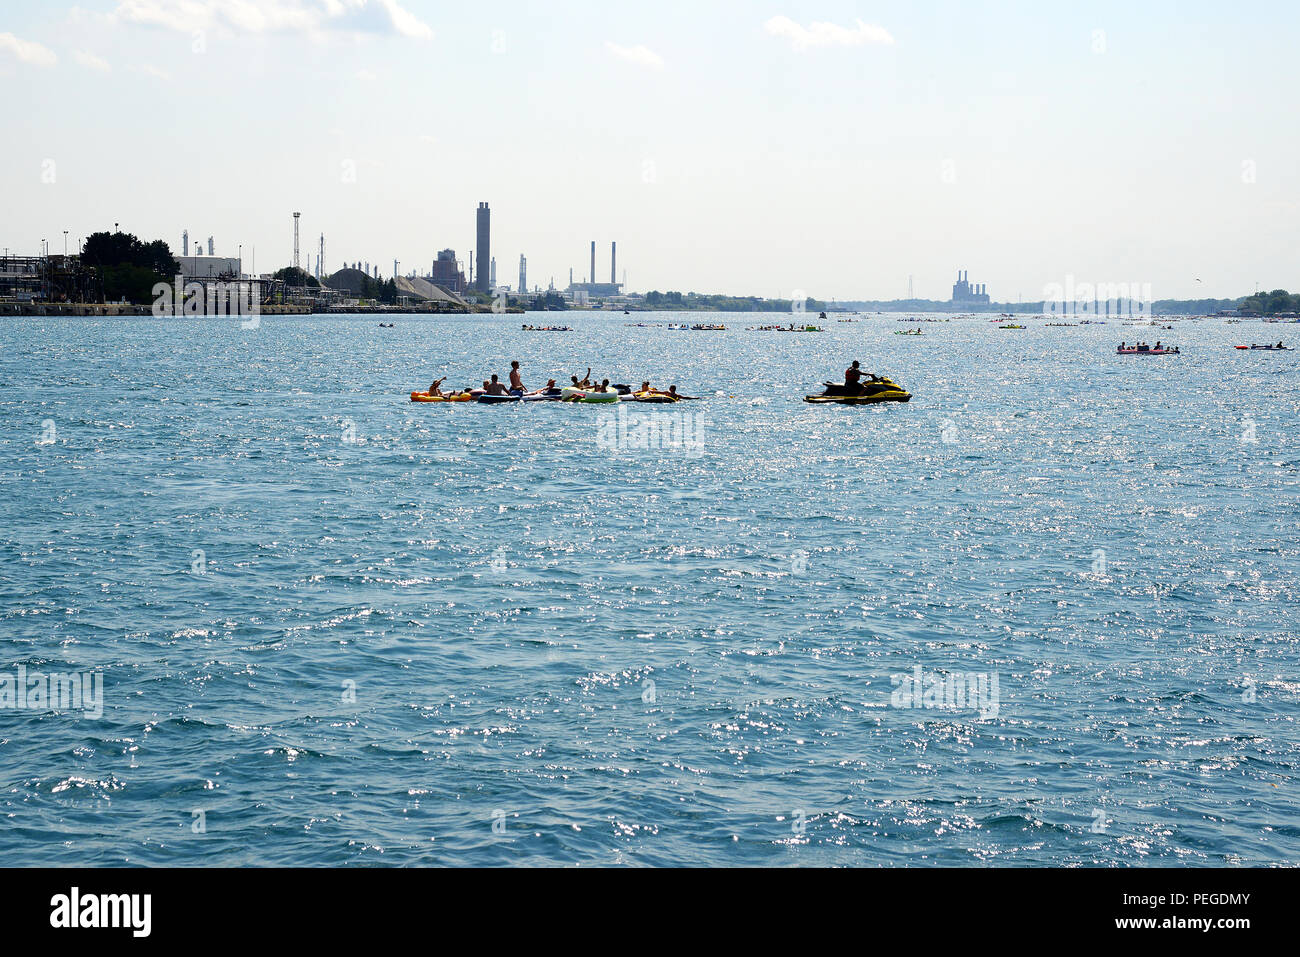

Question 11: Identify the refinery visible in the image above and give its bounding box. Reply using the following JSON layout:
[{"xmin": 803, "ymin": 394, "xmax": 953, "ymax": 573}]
[{"xmin": 0, "ymin": 202, "xmax": 641, "ymax": 316}]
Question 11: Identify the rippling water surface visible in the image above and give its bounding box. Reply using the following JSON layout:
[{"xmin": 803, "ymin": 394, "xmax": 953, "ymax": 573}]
[{"xmin": 1, "ymin": 313, "xmax": 1296, "ymax": 866}]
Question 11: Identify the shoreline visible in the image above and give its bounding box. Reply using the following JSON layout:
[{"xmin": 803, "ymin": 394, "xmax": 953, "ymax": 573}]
[{"xmin": 0, "ymin": 303, "xmax": 510, "ymax": 317}]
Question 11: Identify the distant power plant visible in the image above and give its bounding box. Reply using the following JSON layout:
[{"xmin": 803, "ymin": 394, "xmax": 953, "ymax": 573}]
[
  {"xmin": 569, "ymin": 241, "xmax": 623, "ymax": 297},
  {"xmin": 952, "ymin": 269, "xmax": 991, "ymax": 305}
]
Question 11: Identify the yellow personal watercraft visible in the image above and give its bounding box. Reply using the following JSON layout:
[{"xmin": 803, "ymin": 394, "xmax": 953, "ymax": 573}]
[{"xmin": 805, "ymin": 378, "xmax": 912, "ymax": 405}]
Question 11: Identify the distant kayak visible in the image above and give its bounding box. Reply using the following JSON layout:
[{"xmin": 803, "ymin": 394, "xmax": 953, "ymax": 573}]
[{"xmin": 1236, "ymin": 345, "xmax": 1291, "ymax": 351}]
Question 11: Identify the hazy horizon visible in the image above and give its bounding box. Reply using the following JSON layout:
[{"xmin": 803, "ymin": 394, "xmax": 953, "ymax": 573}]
[{"xmin": 2, "ymin": 0, "xmax": 1297, "ymax": 301}]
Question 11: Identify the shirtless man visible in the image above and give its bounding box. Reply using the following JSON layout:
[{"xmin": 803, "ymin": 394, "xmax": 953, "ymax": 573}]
[
  {"xmin": 427, "ymin": 377, "xmax": 446, "ymax": 397},
  {"xmin": 509, "ymin": 361, "xmax": 526, "ymax": 394},
  {"xmin": 485, "ymin": 374, "xmax": 511, "ymax": 397}
]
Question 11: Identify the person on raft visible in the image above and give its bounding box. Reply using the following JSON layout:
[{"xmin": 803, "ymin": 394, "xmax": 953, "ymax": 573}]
[
  {"xmin": 427, "ymin": 377, "xmax": 446, "ymax": 397},
  {"xmin": 509, "ymin": 361, "xmax": 526, "ymax": 395},
  {"xmin": 485, "ymin": 375, "xmax": 511, "ymax": 396}
]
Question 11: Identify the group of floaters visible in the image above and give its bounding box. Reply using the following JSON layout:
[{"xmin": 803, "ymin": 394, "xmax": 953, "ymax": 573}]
[
  {"xmin": 411, "ymin": 362, "xmax": 699, "ymax": 405},
  {"xmin": 1117, "ymin": 340, "xmax": 1291, "ymax": 355},
  {"xmin": 1117, "ymin": 341, "xmax": 1181, "ymax": 355}
]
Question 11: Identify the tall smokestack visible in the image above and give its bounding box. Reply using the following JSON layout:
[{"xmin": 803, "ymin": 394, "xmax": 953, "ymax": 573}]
[
  {"xmin": 611, "ymin": 242, "xmax": 616, "ymax": 285},
  {"xmin": 590, "ymin": 242, "xmax": 596, "ymax": 286},
  {"xmin": 476, "ymin": 203, "xmax": 491, "ymax": 293}
]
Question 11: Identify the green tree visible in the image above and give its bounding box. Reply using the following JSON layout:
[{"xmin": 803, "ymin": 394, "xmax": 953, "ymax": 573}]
[
  {"xmin": 272, "ymin": 266, "xmax": 320, "ymax": 288},
  {"xmin": 79, "ymin": 231, "xmax": 178, "ymax": 304}
]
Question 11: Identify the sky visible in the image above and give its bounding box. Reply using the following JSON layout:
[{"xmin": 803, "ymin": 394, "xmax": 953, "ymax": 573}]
[{"xmin": 2, "ymin": 0, "xmax": 1298, "ymax": 302}]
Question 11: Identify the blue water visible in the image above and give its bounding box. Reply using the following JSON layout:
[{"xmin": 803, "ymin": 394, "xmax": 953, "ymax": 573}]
[{"xmin": 1, "ymin": 313, "xmax": 1296, "ymax": 866}]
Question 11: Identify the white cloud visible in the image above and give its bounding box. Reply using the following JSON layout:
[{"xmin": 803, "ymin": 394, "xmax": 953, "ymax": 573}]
[
  {"xmin": 355, "ymin": 68, "xmax": 376, "ymax": 81},
  {"xmin": 111, "ymin": 0, "xmax": 433, "ymax": 40},
  {"xmin": 764, "ymin": 16, "xmax": 895, "ymax": 52},
  {"xmin": 74, "ymin": 50, "xmax": 113, "ymax": 72},
  {"xmin": 129, "ymin": 63, "xmax": 171, "ymax": 80},
  {"xmin": 0, "ymin": 32, "xmax": 58, "ymax": 67},
  {"xmin": 605, "ymin": 41, "xmax": 664, "ymax": 70}
]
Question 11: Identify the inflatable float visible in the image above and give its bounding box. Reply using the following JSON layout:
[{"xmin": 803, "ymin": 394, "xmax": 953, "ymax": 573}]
[
  {"xmin": 410, "ymin": 392, "xmax": 472, "ymax": 403},
  {"xmin": 561, "ymin": 387, "xmax": 621, "ymax": 404}
]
